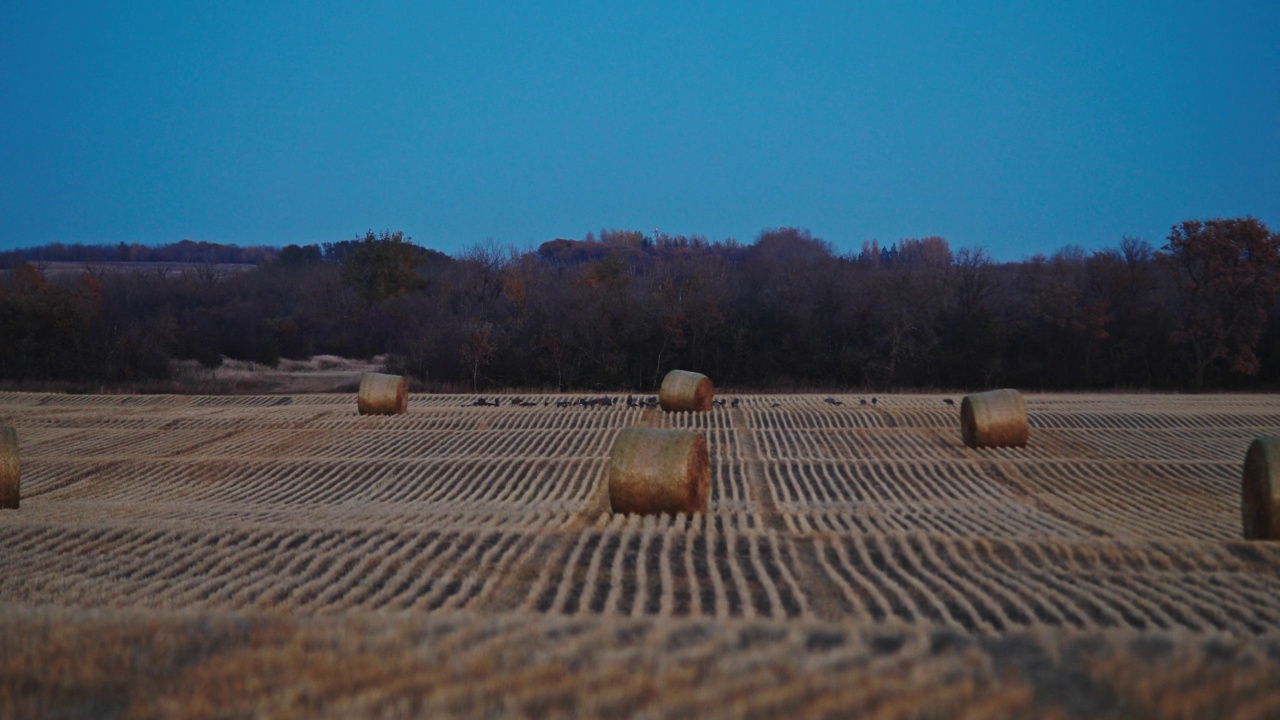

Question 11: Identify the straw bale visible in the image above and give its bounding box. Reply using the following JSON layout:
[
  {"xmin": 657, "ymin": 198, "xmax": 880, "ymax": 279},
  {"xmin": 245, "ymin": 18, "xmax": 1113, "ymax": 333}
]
[
  {"xmin": 960, "ymin": 389, "xmax": 1028, "ymax": 448},
  {"xmin": 357, "ymin": 373, "xmax": 408, "ymax": 415},
  {"xmin": 0, "ymin": 427, "xmax": 17, "ymax": 510},
  {"xmin": 608, "ymin": 428, "xmax": 710, "ymax": 515},
  {"xmin": 658, "ymin": 370, "xmax": 713, "ymax": 413},
  {"xmin": 1242, "ymin": 436, "xmax": 1280, "ymax": 540}
]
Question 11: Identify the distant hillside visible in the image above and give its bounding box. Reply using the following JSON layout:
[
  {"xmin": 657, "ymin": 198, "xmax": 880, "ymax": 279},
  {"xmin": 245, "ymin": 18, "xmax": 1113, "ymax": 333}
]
[{"xmin": 0, "ymin": 239, "xmax": 278, "ymax": 267}]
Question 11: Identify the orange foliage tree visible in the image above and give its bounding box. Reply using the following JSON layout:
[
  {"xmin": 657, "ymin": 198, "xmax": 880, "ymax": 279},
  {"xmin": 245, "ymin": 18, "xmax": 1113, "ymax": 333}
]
[{"xmin": 1162, "ymin": 217, "xmax": 1280, "ymax": 388}]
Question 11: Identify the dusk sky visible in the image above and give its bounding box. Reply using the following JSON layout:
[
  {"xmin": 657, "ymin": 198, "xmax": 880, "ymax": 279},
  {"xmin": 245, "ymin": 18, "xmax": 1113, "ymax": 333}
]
[{"xmin": 2, "ymin": 1, "xmax": 1277, "ymax": 259}]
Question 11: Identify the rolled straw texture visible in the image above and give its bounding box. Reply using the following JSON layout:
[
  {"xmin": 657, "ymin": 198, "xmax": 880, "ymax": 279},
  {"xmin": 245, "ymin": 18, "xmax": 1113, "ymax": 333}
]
[
  {"xmin": 358, "ymin": 373, "xmax": 409, "ymax": 415},
  {"xmin": 608, "ymin": 428, "xmax": 710, "ymax": 515},
  {"xmin": 658, "ymin": 370, "xmax": 714, "ymax": 413},
  {"xmin": 960, "ymin": 389, "xmax": 1029, "ymax": 448},
  {"xmin": 0, "ymin": 427, "xmax": 18, "ymax": 510},
  {"xmin": 1242, "ymin": 436, "xmax": 1280, "ymax": 540}
]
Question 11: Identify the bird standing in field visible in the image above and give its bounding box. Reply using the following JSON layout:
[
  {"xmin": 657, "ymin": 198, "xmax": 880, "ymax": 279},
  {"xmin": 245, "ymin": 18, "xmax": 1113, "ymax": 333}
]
[
  {"xmin": 943, "ymin": 398, "xmax": 955, "ymax": 406},
  {"xmin": 871, "ymin": 398, "xmax": 877, "ymax": 405},
  {"xmin": 731, "ymin": 398, "xmax": 740, "ymax": 409}
]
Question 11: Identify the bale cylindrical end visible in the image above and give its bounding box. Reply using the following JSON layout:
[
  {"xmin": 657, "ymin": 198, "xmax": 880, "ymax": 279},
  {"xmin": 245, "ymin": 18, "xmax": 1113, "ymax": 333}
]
[
  {"xmin": 608, "ymin": 428, "xmax": 710, "ymax": 515},
  {"xmin": 959, "ymin": 389, "xmax": 1028, "ymax": 448},
  {"xmin": 0, "ymin": 427, "xmax": 18, "ymax": 510},
  {"xmin": 1242, "ymin": 436, "xmax": 1280, "ymax": 540},
  {"xmin": 658, "ymin": 370, "xmax": 714, "ymax": 413},
  {"xmin": 357, "ymin": 372, "xmax": 409, "ymax": 415}
]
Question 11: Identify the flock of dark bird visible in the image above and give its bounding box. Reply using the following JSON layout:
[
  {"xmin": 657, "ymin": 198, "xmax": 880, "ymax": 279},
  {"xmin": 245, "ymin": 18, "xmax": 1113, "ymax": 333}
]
[
  {"xmin": 465, "ymin": 396, "xmax": 958, "ymax": 408},
  {"xmin": 466, "ymin": 396, "xmax": 649, "ymax": 408}
]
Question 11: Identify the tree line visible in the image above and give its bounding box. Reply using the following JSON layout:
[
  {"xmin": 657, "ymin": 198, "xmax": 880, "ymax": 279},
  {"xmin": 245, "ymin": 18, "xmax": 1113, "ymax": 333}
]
[
  {"xmin": 2, "ymin": 219, "xmax": 1279, "ymax": 392},
  {"xmin": 0, "ymin": 239, "xmax": 276, "ymax": 266}
]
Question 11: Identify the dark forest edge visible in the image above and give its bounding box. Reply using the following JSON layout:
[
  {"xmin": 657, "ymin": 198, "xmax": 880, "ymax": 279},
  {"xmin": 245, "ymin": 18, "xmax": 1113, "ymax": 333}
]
[{"xmin": 2, "ymin": 218, "xmax": 1279, "ymax": 394}]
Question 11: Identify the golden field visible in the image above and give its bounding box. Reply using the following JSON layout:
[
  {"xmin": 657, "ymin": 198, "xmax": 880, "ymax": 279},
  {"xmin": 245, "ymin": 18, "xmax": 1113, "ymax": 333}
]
[{"xmin": 1, "ymin": 391, "xmax": 1279, "ymax": 718}]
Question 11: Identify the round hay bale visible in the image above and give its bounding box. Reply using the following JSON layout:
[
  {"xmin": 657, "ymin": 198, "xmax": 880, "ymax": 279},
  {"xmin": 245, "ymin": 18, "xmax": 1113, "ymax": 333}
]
[
  {"xmin": 960, "ymin": 389, "xmax": 1028, "ymax": 448},
  {"xmin": 357, "ymin": 372, "xmax": 408, "ymax": 415},
  {"xmin": 0, "ymin": 427, "xmax": 18, "ymax": 510},
  {"xmin": 1242, "ymin": 436, "xmax": 1280, "ymax": 540},
  {"xmin": 608, "ymin": 428, "xmax": 710, "ymax": 515},
  {"xmin": 658, "ymin": 370, "xmax": 713, "ymax": 413}
]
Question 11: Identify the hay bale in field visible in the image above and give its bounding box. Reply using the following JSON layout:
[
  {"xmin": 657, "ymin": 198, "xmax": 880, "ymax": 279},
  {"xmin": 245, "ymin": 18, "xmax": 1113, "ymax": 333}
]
[
  {"xmin": 1242, "ymin": 436, "xmax": 1280, "ymax": 540},
  {"xmin": 0, "ymin": 427, "xmax": 17, "ymax": 509},
  {"xmin": 658, "ymin": 370, "xmax": 713, "ymax": 413},
  {"xmin": 608, "ymin": 428, "xmax": 710, "ymax": 515},
  {"xmin": 357, "ymin": 372, "xmax": 408, "ymax": 415},
  {"xmin": 960, "ymin": 389, "xmax": 1028, "ymax": 448}
]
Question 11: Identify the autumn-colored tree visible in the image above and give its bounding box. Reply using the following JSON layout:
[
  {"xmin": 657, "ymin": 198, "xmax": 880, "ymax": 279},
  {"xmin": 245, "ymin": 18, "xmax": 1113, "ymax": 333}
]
[
  {"xmin": 332, "ymin": 231, "xmax": 426, "ymax": 304},
  {"xmin": 277, "ymin": 244, "xmax": 322, "ymax": 267},
  {"xmin": 1162, "ymin": 217, "xmax": 1280, "ymax": 388},
  {"xmin": 938, "ymin": 247, "xmax": 1003, "ymax": 388},
  {"xmin": 866, "ymin": 238, "xmax": 951, "ymax": 387},
  {"xmin": 462, "ymin": 321, "xmax": 497, "ymax": 391},
  {"xmin": 0, "ymin": 265, "xmax": 114, "ymax": 381},
  {"xmin": 1079, "ymin": 237, "xmax": 1171, "ymax": 387}
]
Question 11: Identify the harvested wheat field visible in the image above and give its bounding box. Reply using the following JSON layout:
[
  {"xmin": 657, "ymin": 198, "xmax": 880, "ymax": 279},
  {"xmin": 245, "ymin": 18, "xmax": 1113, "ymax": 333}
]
[{"xmin": 2, "ymin": 391, "xmax": 1280, "ymax": 718}]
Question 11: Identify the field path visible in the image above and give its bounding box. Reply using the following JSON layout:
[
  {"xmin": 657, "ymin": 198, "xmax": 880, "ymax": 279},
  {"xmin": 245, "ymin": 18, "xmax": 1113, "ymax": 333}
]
[{"xmin": 731, "ymin": 406, "xmax": 785, "ymax": 531}]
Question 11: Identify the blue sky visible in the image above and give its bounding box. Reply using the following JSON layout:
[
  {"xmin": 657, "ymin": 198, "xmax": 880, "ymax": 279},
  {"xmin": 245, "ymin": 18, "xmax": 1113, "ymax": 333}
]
[{"xmin": 2, "ymin": 1, "xmax": 1277, "ymax": 259}]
